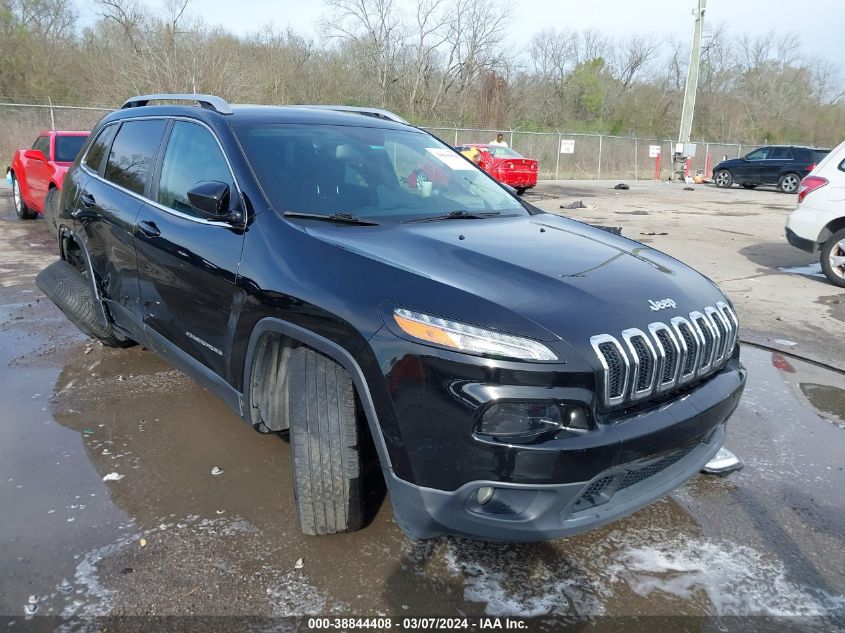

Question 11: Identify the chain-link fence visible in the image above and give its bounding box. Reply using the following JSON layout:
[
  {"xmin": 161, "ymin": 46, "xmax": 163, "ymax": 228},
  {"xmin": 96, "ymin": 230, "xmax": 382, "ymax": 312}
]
[
  {"xmin": 423, "ymin": 126, "xmax": 752, "ymax": 181},
  {"xmin": 1, "ymin": 103, "xmax": 112, "ymax": 169},
  {"xmin": 2, "ymin": 101, "xmax": 758, "ymax": 181}
]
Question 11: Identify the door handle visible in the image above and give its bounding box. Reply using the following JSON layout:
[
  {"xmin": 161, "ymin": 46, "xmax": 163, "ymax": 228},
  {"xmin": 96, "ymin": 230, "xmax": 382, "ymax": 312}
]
[
  {"xmin": 138, "ymin": 220, "xmax": 161, "ymax": 238},
  {"xmin": 80, "ymin": 193, "xmax": 96, "ymax": 207}
]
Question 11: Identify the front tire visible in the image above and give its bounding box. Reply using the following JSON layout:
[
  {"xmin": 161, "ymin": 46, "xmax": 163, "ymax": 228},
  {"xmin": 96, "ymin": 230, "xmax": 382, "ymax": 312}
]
[
  {"xmin": 778, "ymin": 173, "xmax": 800, "ymax": 194},
  {"xmin": 288, "ymin": 346, "xmax": 364, "ymax": 535},
  {"xmin": 713, "ymin": 169, "xmax": 733, "ymax": 188},
  {"xmin": 12, "ymin": 175, "xmax": 37, "ymax": 219},
  {"xmin": 820, "ymin": 229, "xmax": 845, "ymax": 288}
]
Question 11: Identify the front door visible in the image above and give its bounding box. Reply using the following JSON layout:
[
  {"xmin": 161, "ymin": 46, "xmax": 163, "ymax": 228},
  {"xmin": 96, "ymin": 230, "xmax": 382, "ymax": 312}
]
[
  {"xmin": 134, "ymin": 120, "xmax": 245, "ymax": 380},
  {"xmin": 26, "ymin": 135, "xmax": 52, "ymax": 210},
  {"xmin": 737, "ymin": 147, "xmax": 770, "ymax": 182}
]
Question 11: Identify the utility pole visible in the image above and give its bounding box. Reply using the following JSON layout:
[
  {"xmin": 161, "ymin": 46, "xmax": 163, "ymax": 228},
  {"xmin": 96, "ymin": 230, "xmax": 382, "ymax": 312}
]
[{"xmin": 673, "ymin": 0, "xmax": 706, "ymax": 181}]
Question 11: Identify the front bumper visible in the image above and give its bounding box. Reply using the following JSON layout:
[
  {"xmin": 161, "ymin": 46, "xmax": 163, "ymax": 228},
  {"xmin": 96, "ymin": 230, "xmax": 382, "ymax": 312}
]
[
  {"xmin": 380, "ymin": 352, "xmax": 746, "ymax": 541},
  {"xmin": 390, "ymin": 424, "xmax": 726, "ymax": 541}
]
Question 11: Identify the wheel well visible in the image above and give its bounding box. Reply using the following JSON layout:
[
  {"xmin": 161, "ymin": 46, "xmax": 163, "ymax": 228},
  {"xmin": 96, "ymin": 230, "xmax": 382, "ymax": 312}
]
[
  {"xmin": 819, "ymin": 218, "xmax": 845, "ymax": 244},
  {"xmin": 60, "ymin": 233, "xmax": 87, "ymax": 275},
  {"xmin": 246, "ymin": 330, "xmax": 376, "ymax": 457},
  {"xmin": 248, "ymin": 331, "xmax": 300, "ymax": 432},
  {"xmin": 242, "ymin": 317, "xmax": 394, "ymax": 471}
]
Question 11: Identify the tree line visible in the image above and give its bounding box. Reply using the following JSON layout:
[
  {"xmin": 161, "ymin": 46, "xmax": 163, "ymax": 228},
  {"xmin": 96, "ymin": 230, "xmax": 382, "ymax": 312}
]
[{"xmin": 1, "ymin": 0, "xmax": 843, "ymax": 145}]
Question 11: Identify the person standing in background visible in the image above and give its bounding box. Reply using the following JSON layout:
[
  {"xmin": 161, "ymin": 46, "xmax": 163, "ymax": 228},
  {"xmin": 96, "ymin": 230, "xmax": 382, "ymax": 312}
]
[{"xmin": 489, "ymin": 133, "xmax": 508, "ymax": 147}]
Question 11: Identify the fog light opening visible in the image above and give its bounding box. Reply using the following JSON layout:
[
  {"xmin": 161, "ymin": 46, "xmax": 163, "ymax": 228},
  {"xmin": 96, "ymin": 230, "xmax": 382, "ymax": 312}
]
[{"xmin": 476, "ymin": 486, "xmax": 495, "ymax": 505}]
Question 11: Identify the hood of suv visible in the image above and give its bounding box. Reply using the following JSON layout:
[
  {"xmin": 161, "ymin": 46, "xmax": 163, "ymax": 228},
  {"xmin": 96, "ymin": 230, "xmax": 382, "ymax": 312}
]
[{"xmin": 301, "ymin": 213, "xmax": 728, "ymax": 353}]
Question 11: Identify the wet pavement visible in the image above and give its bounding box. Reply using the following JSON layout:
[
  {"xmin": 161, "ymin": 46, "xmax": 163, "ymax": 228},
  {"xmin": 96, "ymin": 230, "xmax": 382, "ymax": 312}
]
[{"xmin": 1, "ymin": 195, "xmax": 844, "ymax": 629}]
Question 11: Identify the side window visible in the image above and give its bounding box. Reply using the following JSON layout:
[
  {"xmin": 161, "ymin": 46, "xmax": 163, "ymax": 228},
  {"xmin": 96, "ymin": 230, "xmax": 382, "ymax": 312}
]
[
  {"xmin": 104, "ymin": 119, "xmax": 167, "ymax": 195},
  {"xmin": 84, "ymin": 124, "xmax": 118, "ymax": 173},
  {"xmin": 745, "ymin": 148, "xmax": 769, "ymax": 161},
  {"xmin": 32, "ymin": 136, "xmax": 50, "ymax": 156},
  {"xmin": 770, "ymin": 147, "xmax": 793, "ymax": 160},
  {"xmin": 157, "ymin": 121, "xmax": 234, "ymax": 217}
]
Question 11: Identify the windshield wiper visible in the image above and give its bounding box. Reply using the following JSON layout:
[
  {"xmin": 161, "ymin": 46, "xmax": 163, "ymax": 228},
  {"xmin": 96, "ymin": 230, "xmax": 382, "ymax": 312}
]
[
  {"xmin": 283, "ymin": 212, "xmax": 380, "ymax": 226},
  {"xmin": 403, "ymin": 210, "xmax": 501, "ymax": 223}
]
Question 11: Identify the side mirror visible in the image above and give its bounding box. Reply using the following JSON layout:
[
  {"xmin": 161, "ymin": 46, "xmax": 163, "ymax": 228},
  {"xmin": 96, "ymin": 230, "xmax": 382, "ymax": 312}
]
[
  {"xmin": 24, "ymin": 149, "xmax": 47, "ymax": 161},
  {"xmin": 187, "ymin": 180, "xmax": 230, "ymax": 216}
]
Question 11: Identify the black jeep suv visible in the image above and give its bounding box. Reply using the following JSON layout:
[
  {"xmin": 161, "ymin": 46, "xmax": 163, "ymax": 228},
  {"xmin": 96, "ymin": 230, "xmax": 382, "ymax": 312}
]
[
  {"xmin": 712, "ymin": 145, "xmax": 830, "ymax": 193},
  {"xmin": 38, "ymin": 94, "xmax": 746, "ymax": 541}
]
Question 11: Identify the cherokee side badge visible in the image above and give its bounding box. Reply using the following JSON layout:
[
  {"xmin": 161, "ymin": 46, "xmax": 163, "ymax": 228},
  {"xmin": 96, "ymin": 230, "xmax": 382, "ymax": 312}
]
[{"xmin": 648, "ymin": 298, "xmax": 677, "ymax": 311}]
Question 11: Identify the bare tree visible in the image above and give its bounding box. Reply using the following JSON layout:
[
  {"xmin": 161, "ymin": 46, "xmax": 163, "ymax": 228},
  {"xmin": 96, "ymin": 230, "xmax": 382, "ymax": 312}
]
[{"xmin": 322, "ymin": 0, "xmax": 407, "ymax": 107}]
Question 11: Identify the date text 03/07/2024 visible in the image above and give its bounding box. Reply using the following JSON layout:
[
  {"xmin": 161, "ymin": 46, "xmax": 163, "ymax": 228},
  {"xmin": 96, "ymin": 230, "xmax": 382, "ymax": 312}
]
[{"xmin": 305, "ymin": 617, "xmax": 528, "ymax": 629}]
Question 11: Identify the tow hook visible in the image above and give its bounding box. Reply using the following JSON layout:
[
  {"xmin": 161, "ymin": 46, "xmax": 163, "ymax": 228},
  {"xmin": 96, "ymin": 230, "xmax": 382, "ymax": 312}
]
[{"xmin": 701, "ymin": 446, "xmax": 743, "ymax": 476}]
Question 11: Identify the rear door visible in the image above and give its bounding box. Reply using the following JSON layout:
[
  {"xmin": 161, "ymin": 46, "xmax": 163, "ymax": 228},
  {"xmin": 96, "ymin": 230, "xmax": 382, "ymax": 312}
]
[
  {"xmin": 760, "ymin": 147, "xmax": 793, "ymax": 184},
  {"xmin": 76, "ymin": 119, "xmax": 168, "ymax": 339},
  {"xmin": 134, "ymin": 119, "xmax": 245, "ymax": 380}
]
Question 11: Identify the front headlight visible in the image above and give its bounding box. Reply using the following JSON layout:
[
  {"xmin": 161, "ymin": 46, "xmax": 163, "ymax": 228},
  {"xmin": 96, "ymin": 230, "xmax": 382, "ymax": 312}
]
[{"xmin": 392, "ymin": 308, "xmax": 559, "ymax": 361}]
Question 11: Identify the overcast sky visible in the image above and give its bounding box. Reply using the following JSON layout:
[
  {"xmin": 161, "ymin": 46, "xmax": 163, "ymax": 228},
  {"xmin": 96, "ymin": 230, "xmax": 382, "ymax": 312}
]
[{"xmin": 79, "ymin": 0, "xmax": 845, "ymax": 71}]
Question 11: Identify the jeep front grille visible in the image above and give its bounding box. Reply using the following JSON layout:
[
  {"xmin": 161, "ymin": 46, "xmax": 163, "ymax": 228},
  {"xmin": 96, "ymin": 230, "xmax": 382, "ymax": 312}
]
[{"xmin": 590, "ymin": 301, "xmax": 738, "ymax": 407}]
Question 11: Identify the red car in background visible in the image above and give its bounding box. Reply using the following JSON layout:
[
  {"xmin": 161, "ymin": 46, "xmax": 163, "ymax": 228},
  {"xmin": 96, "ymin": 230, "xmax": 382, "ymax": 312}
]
[
  {"xmin": 455, "ymin": 143, "xmax": 538, "ymax": 195},
  {"xmin": 9, "ymin": 130, "xmax": 89, "ymax": 223}
]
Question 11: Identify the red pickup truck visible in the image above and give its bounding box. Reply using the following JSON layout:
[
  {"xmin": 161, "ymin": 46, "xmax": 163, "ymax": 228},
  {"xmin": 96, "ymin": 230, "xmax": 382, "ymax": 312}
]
[{"xmin": 9, "ymin": 130, "xmax": 89, "ymax": 224}]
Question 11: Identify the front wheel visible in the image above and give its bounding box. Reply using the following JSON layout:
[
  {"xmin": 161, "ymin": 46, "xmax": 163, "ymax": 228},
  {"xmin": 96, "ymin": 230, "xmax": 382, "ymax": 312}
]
[
  {"xmin": 12, "ymin": 175, "xmax": 38, "ymax": 219},
  {"xmin": 713, "ymin": 170, "xmax": 733, "ymax": 188},
  {"xmin": 820, "ymin": 229, "xmax": 845, "ymax": 288},
  {"xmin": 288, "ymin": 346, "xmax": 365, "ymax": 535},
  {"xmin": 778, "ymin": 173, "xmax": 800, "ymax": 194}
]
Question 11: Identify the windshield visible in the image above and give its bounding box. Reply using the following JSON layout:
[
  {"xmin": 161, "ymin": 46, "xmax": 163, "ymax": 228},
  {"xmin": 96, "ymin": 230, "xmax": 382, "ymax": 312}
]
[
  {"xmin": 234, "ymin": 124, "xmax": 524, "ymax": 222},
  {"xmin": 487, "ymin": 147, "xmax": 523, "ymax": 159},
  {"xmin": 55, "ymin": 135, "xmax": 88, "ymax": 163}
]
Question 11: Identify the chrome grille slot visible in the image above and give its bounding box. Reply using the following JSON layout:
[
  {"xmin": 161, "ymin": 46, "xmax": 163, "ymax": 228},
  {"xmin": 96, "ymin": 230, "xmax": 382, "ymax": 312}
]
[
  {"xmin": 690, "ymin": 311, "xmax": 715, "ymax": 374},
  {"xmin": 717, "ymin": 301, "xmax": 738, "ymax": 355},
  {"xmin": 590, "ymin": 335, "xmax": 629, "ymax": 407},
  {"xmin": 671, "ymin": 316, "xmax": 700, "ymax": 382},
  {"xmin": 622, "ymin": 329, "xmax": 657, "ymax": 399},
  {"xmin": 649, "ymin": 322, "xmax": 680, "ymax": 391},
  {"xmin": 706, "ymin": 306, "xmax": 730, "ymax": 365},
  {"xmin": 592, "ymin": 303, "xmax": 738, "ymax": 407}
]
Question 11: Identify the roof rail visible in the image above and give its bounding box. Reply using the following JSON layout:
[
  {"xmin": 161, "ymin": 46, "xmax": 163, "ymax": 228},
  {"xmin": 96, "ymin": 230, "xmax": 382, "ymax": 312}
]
[
  {"xmin": 292, "ymin": 105, "xmax": 409, "ymax": 125},
  {"xmin": 121, "ymin": 94, "xmax": 233, "ymax": 115}
]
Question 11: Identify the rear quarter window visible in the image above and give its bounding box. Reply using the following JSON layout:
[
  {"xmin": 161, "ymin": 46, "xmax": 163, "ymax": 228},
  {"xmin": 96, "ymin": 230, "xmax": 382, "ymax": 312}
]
[
  {"xmin": 103, "ymin": 120, "xmax": 167, "ymax": 195},
  {"xmin": 85, "ymin": 124, "xmax": 119, "ymax": 173}
]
